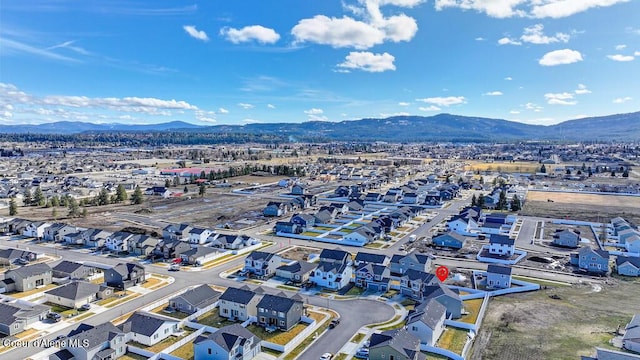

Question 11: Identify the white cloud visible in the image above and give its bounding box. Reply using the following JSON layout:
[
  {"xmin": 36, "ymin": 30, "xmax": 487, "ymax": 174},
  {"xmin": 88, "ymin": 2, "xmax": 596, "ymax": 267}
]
[
  {"xmin": 613, "ymin": 96, "xmax": 632, "ymax": 103},
  {"xmin": 510, "ymin": 110, "xmax": 520, "ymax": 114},
  {"xmin": 291, "ymin": 0, "xmax": 420, "ymax": 50},
  {"xmin": 243, "ymin": 118, "xmax": 262, "ymax": 124},
  {"xmin": 636, "ymin": 51, "xmax": 640, "ymax": 56},
  {"xmin": 504, "ymin": 76, "xmax": 513, "ymax": 80},
  {"xmin": 520, "ymin": 24, "xmax": 570, "ymax": 44},
  {"xmin": 304, "ymin": 108, "xmax": 324, "ymax": 115},
  {"xmin": 539, "ymin": 49, "xmax": 583, "ymax": 66},
  {"xmin": 483, "ymin": 91, "xmax": 503, "ymax": 96},
  {"xmin": 419, "ymin": 105, "xmax": 441, "ymax": 111},
  {"xmin": 416, "ymin": 96, "xmax": 466, "ymax": 107},
  {"xmin": 267, "ymin": 104, "xmax": 276, "ymax": 109},
  {"xmin": 498, "ymin": 37, "xmax": 521, "ymax": 46},
  {"xmin": 237, "ymin": 103, "xmax": 254, "ymax": 109},
  {"xmin": 337, "ymin": 51, "xmax": 396, "ymax": 72},
  {"xmin": 0, "ymin": 37, "xmax": 79, "ymax": 62},
  {"xmin": 195, "ymin": 110, "xmax": 216, "ymax": 123},
  {"xmin": 218, "ymin": 107, "xmax": 229, "ymax": 114},
  {"xmin": 435, "ymin": 0, "xmax": 630, "ymax": 19},
  {"xmin": 183, "ymin": 25, "xmax": 209, "ymax": 41},
  {"xmin": 530, "ymin": 0, "xmax": 631, "ymax": 19},
  {"xmin": 575, "ymin": 84, "xmax": 591, "ymax": 94},
  {"xmin": 545, "ymin": 92, "xmax": 577, "ymax": 105},
  {"xmin": 615, "ymin": 44, "xmax": 627, "ymax": 50},
  {"xmin": 220, "ymin": 25, "xmax": 280, "ymax": 44},
  {"xmin": 398, "ymin": 102, "xmax": 410, "ymax": 106},
  {"xmin": 524, "ymin": 102, "xmax": 544, "ymax": 112},
  {"xmin": 475, "ymin": 37, "xmax": 486, "ymax": 41},
  {"xmin": 380, "ymin": 112, "xmax": 411, "ymax": 117},
  {"xmin": 607, "ymin": 54, "xmax": 635, "ymax": 61},
  {"xmin": 304, "ymin": 108, "xmax": 328, "ymax": 121}
]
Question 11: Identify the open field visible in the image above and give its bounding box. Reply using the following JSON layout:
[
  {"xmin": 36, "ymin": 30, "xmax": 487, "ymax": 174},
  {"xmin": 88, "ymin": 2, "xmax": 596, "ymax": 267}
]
[
  {"xmin": 463, "ymin": 161, "xmax": 552, "ymax": 174},
  {"xmin": 471, "ymin": 281, "xmax": 640, "ymax": 360},
  {"xmin": 523, "ymin": 191, "xmax": 640, "ymax": 225}
]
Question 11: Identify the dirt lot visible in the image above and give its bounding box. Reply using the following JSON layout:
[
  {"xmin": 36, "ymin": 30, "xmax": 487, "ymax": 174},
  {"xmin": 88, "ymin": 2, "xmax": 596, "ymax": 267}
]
[
  {"xmin": 463, "ymin": 161, "xmax": 554, "ymax": 174},
  {"xmin": 278, "ymin": 246, "xmax": 321, "ymax": 262},
  {"xmin": 522, "ymin": 191, "xmax": 640, "ymax": 225},
  {"xmin": 471, "ymin": 279, "xmax": 640, "ymax": 360}
]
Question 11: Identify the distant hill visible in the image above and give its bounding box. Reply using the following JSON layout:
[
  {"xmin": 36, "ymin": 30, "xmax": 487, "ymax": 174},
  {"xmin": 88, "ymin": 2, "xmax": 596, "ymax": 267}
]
[{"xmin": 0, "ymin": 112, "xmax": 638, "ymax": 141}]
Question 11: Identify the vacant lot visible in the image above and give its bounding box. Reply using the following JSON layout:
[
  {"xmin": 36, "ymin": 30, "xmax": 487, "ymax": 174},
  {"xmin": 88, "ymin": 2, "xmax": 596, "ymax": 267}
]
[
  {"xmin": 279, "ymin": 246, "xmax": 320, "ymax": 262},
  {"xmin": 463, "ymin": 161, "xmax": 551, "ymax": 174},
  {"xmin": 471, "ymin": 280, "xmax": 640, "ymax": 360},
  {"xmin": 523, "ymin": 191, "xmax": 640, "ymax": 225}
]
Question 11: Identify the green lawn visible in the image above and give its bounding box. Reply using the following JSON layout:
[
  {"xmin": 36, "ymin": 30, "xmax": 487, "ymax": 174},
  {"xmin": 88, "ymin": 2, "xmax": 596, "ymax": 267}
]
[
  {"xmin": 246, "ymin": 322, "xmax": 309, "ymax": 345},
  {"xmin": 438, "ymin": 328, "xmax": 469, "ymax": 354},
  {"xmin": 460, "ymin": 299, "xmax": 483, "ymax": 324},
  {"xmin": 197, "ymin": 309, "xmax": 236, "ymax": 327}
]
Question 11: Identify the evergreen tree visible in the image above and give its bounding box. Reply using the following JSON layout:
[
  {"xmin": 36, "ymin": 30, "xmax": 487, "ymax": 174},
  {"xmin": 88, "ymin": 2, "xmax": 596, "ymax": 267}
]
[
  {"xmin": 9, "ymin": 198, "xmax": 18, "ymax": 216},
  {"xmin": 611, "ymin": 170, "xmax": 616, "ymax": 176},
  {"xmin": 51, "ymin": 196, "xmax": 59, "ymax": 207},
  {"xmin": 116, "ymin": 184, "xmax": 128, "ymax": 202},
  {"xmin": 477, "ymin": 194, "xmax": 486, "ymax": 209},
  {"xmin": 199, "ymin": 184, "xmax": 206, "ymax": 197},
  {"xmin": 540, "ymin": 164, "xmax": 547, "ymax": 173},
  {"xmin": 68, "ymin": 198, "xmax": 80, "ymax": 217},
  {"xmin": 471, "ymin": 194, "xmax": 477, "ymax": 207},
  {"xmin": 183, "ymin": 186, "xmax": 189, "ymax": 193},
  {"xmin": 52, "ymin": 207, "xmax": 58, "ymax": 220},
  {"xmin": 165, "ymin": 178, "xmax": 171, "ymax": 188},
  {"xmin": 23, "ymin": 188, "xmax": 32, "ymax": 206},
  {"xmin": 131, "ymin": 186, "xmax": 144, "ymax": 205},
  {"xmin": 81, "ymin": 208, "xmax": 88, "ymax": 218},
  {"xmin": 622, "ymin": 169, "xmax": 629, "ymax": 178},
  {"xmin": 496, "ymin": 190, "xmax": 508, "ymax": 210},
  {"xmin": 97, "ymin": 188, "xmax": 110, "ymax": 206},
  {"xmin": 33, "ymin": 186, "xmax": 45, "ymax": 206},
  {"xmin": 510, "ymin": 195, "xmax": 521, "ymax": 212}
]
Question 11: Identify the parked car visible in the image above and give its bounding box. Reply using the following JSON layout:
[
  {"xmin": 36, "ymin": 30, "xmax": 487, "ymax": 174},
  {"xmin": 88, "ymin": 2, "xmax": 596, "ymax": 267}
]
[
  {"xmin": 355, "ymin": 348, "xmax": 369, "ymax": 358},
  {"xmin": 329, "ymin": 318, "xmax": 340, "ymax": 329},
  {"xmin": 80, "ymin": 303, "xmax": 91, "ymax": 311},
  {"xmin": 47, "ymin": 312, "xmax": 62, "ymax": 322},
  {"xmin": 320, "ymin": 353, "xmax": 333, "ymax": 360},
  {"xmin": 16, "ymin": 258, "xmax": 29, "ymax": 265}
]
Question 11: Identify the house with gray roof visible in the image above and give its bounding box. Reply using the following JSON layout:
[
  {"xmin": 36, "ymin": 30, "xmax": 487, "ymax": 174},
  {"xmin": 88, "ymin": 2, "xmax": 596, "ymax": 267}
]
[
  {"xmin": 369, "ymin": 328, "xmax": 425, "ymax": 360},
  {"xmin": 0, "ymin": 248, "xmax": 38, "ymax": 266},
  {"xmin": 162, "ymin": 223, "xmax": 192, "ymax": 241},
  {"xmin": 210, "ymin": 234, "xmax": 254, "ymax": 250},
  {"xmin": 44, "ymin": 281, "xmax": 112, "ymax": 309},
  {"xmin": 52, "ymin": 260, "xmax": 94, "ymax": 280},
  {"xmin": 400, "ymin": 269, "xmax": 438, "ymax": 300},
  {"xmin": 577, "ymin": 246, "xmax": 610, "ymax": 275},
  {"xmin": 623, "ymin": 314, "xmax": 640, "ymax": 353},
  {"xmin": 488, "ymin": 234, "xmax": 516, "ymax": 256},
  {"xmin": 180, "ymin": 246, "xmax": 225, "ymax": 266},
  {"xmin": 420, "ymin": 282, "xmax": 463, "ymax": 319},
  {"xmin": 486, "ymin": 264, "xmax": 513, "ymax": 289},
  {"xmin": 390, "ymin": 251, "xmax": 434, "ymax": 276},
  {"xmin": 256, "ymin": 293, "xmax": 303, "ymax": 331},
  {"xmin": 355, "ymin": 263, "xmax": 391, "ymax": 292},
  {"xmin": 218, "ymin": 287, "xmax": 262, "ymax": 321},
  {"xmin": 243, "ymin": 251, "xmax": 282, "ymax": 278},
  {"xmin": 58, "ymin": 322, "xmax": 128, "ymax": 360},
  {"xmin": 43, "ymin": 223, "xmax": 79, "ymax": 242},
  {"xmin": 406, "ymin": 298, "xmax": 447, "ymax": 346},
  {"xmin": 582, "ymin": 347, "xmax": 640, "ymax": 360},
  {"xmin": 3, "ymin": 263, "xmax": 52, "ymax": 292},
  {"xmin": 80, "ymin": 228, "xmax": 111, "ymax": 248},
  {"xmin": 193, "ymin": 323, "xmax": 261, "ymax": 360},
  {"xmin": 276, "ymin": 260, "xmax": 316, "ymax": 284},
  {"xmin": 354, "ymin": 252, "xmax": 390, "ymax": 267},
  {"xmin": 127, "ymin": 235, "xmax": 159, "ymax": 257},
  {"xmin": 169, "ymin": 284, "xmax": 221, "ymax": 314},
  {"xmin": 104, "ymin": 263, "xmax": 145, "ymax": 290},
  {"xmin": 0, "ymin": 299, "xmax": 50, "ymax": 336},
  {"xmin": 617, "ymin": 256, "xmax": 640, "ymax": 277},
  {"xmin": 553, "ymin": 228, "xmax": 581, "ymax": 248},
  {"xmin": 432, "ymin": 231, "xmax": 467, "ymax": 250},
  {"xmin": 119, "ymin": 311, "xmax": 180, "ymax": 346}
]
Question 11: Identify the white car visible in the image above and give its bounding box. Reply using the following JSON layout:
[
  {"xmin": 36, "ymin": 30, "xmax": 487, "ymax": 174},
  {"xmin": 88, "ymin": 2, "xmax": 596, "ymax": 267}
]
[{"xmin": 320, "ymin": 353, "xmax": 333, "ymax": 360}]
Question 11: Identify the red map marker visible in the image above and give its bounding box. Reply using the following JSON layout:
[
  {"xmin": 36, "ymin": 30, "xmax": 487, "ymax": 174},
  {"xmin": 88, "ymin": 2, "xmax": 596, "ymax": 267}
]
[{"xmin": 436, "ymin": 266, "xmax": 449, "ymax": 282}]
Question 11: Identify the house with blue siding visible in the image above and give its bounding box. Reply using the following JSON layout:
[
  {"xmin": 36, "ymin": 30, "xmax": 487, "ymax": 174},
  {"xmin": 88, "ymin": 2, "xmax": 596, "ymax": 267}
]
[
  {"xmin": 432, "ymin": 231, "xmax": 466, "ymax": 249},
  {"xmin": 617, "ymin": 256, "xmax": 640, "ymax": 277},
  {"xmin": 577, "ymin": 246, "xmax": 609, "ymax": 275}
]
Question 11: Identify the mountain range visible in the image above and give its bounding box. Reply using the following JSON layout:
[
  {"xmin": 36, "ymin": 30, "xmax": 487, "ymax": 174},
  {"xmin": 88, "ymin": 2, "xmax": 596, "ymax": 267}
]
[{"xmin": 0, "ymin": 112, "xmax": 638, "ymax": 142}]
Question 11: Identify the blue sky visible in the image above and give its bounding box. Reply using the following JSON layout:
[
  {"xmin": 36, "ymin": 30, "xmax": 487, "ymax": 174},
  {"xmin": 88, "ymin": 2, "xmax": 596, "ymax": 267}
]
[{"xmin": 1, "ymin": 0, "xmax": 639, "ymax": 126}]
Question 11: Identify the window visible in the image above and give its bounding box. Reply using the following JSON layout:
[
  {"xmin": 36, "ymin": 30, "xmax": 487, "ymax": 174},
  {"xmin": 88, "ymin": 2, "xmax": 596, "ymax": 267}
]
[
  {"xmin": 280, "ymin": 320, "xmax": 285, "ymax": 326},
  {"xmin": 222, "ymin": 308, "xmax": 228, "ymax": 314},
  {"xmin": 278, "ymin": 312, "xmax": 285, "ymax": 317},
  {"xmin": 412, "ymin": 326, "xmax": 417, "ymax": 331},
  {"xmin": 208, "ymin": 348, "xmax": 212, "ymax": 355},
  {"xmin": 154, "ymin": 334, "xmax": 159, "ymax": 339}
]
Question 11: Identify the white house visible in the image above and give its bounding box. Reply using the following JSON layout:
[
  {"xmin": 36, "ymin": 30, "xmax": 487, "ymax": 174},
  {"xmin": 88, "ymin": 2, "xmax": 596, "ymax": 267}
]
[
  {"xmin": 486, "ymin": 264, "xmax": 512, "ymax": 289},
  {"xmin": 122, "ymin": 312, "xmax": 180, "ymax": 346},
  {"xmin": 23, "ymin": 222, "xmax": 51, "ymax": 239},
  {"xmin": 105, "ymin": 232, "xmax": 134, "ymax": 252},
  {"xmin": 488, "ymin": 234, "xmax": 515, "ymax": 257},
  {"xmin": 188, "ymin": 228, "xmax": 213, "ymax": 245},
  {"xmin": 406, "ymin": 298, "xmax": 447, "ymax": 346},
  {"xmin": 193, "ymin": 324, "xmax": 261, "ymax": 360},
  {"xmin": 309, "ymin": 261, "xmax": 352, "ymax": 290},
  {"xmin": 623, "ymin": 315, "xmax": 640, "ymax": 353}
]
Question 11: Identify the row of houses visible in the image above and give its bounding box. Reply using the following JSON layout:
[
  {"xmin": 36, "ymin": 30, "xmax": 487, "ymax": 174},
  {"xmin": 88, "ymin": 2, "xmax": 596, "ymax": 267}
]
[{"xmin": 611, "ymin": 217, "xmax": 640, "ymax": 254}]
